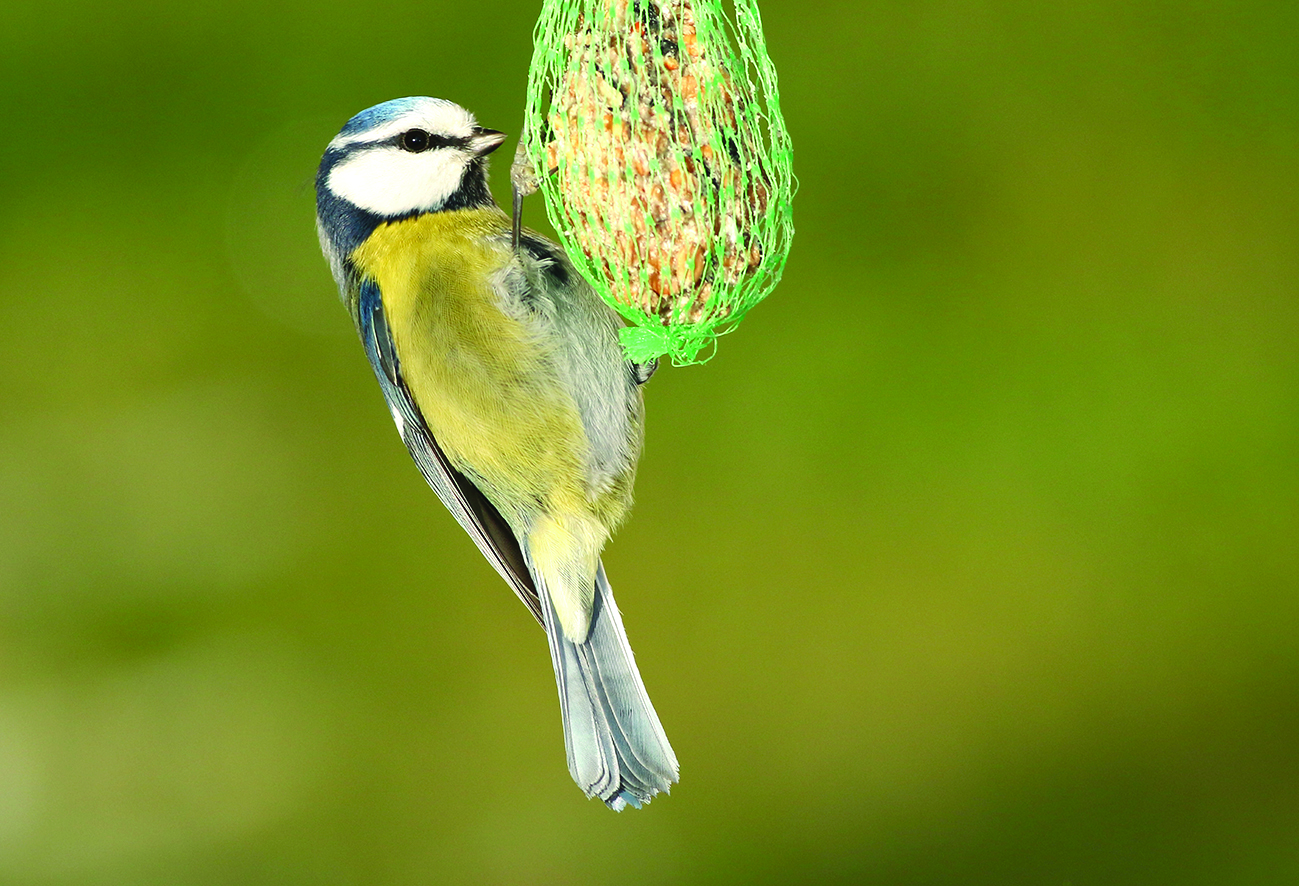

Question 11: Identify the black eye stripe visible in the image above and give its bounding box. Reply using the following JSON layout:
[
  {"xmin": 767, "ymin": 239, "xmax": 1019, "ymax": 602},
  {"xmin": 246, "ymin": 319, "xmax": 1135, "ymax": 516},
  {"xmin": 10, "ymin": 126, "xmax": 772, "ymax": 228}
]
[{"xmin": 394, "ymin": 129, "xmax": 469, "ymax": 152}]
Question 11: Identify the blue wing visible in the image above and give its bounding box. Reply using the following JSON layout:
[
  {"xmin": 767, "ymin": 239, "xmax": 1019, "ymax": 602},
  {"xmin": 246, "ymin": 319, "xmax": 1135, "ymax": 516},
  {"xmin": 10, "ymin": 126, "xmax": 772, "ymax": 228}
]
[{"xmin": 357, "ymin": 278, "xmax": 543, "ymax": 623}]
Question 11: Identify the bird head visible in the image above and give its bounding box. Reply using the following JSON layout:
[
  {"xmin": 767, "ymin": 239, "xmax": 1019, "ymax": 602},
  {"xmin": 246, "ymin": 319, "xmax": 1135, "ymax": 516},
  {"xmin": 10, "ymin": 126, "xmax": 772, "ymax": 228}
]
[
  {"xmin": 315, "ymin": 97, "xmax": 507, "ymax": 287},
  {"xmin": 319, "ymin": 96, "xmax": 505, "ymax": 217}
]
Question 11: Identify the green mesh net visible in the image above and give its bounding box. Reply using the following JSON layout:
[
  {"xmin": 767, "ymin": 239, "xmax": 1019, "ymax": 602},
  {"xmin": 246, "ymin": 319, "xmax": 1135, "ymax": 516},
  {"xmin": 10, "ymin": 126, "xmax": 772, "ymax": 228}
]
[{"xmin": 520, "ymin": 0, "xmax": 795, "ymax": 364}]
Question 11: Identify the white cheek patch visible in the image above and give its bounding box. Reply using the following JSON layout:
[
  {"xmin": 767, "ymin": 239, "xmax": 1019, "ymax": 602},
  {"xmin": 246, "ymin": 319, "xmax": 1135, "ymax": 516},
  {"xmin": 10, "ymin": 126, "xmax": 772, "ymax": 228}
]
[{"xmin": 328, "ymin": 147, "xmax": 469, "ymax": 217}]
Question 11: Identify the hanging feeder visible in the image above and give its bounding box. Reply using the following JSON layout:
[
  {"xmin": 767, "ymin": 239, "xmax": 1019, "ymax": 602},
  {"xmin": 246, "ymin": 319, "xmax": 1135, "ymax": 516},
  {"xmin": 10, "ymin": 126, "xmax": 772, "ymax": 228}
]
[{"xmin": 519, "ymin": 0, "xmax": 795, "ymax": 364}]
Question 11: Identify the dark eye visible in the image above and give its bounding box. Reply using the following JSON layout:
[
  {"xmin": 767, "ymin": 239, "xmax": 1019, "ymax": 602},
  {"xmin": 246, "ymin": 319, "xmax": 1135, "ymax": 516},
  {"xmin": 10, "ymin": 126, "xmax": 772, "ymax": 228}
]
[{"xmin": 400, "ymin": 129, "xmax": 431, "ymax": 152}]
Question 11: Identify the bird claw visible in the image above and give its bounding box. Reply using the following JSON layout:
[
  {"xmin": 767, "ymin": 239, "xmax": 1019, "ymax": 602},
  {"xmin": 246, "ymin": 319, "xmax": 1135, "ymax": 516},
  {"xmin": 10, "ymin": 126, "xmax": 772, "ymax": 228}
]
[{"xmin": 630, "ymin": 358, "xmax": 658, "ymax": 385}]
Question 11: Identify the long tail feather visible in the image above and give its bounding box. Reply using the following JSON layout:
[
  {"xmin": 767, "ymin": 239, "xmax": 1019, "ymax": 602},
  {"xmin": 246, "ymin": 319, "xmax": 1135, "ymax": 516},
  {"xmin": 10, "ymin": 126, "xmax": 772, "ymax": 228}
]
[{"xmin": 537, "ymin": 562, "xmax": 678, "ymax": 810}]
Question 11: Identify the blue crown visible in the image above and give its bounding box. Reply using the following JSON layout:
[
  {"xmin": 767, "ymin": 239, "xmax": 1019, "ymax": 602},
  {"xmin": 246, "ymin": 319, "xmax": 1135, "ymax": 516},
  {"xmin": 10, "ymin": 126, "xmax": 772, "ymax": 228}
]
[{"xmin": 338, "ymin": 97, "xmax": 434, "ymax": 137}]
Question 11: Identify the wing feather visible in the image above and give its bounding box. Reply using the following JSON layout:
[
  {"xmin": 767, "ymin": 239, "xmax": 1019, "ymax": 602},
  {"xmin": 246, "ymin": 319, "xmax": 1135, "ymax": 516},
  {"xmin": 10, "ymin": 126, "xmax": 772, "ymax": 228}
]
[{"xmin": 357, "ymin": 278, "xmax": 543, "ymax": 624}]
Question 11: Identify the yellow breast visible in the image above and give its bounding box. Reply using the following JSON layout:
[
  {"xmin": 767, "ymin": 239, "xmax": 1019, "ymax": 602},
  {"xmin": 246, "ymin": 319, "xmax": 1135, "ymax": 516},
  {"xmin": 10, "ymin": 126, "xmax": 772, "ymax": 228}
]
[{"xmin": 350, "ymin": 209, "xmax": 590, "ymax": 518}]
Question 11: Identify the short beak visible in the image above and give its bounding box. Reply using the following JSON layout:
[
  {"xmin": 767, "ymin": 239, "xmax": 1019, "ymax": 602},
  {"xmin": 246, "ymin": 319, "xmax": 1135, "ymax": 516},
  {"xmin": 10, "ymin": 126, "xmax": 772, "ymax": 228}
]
[{"xmin": 471, "ymin": 128, "xmax": 507, "ymax": 156}]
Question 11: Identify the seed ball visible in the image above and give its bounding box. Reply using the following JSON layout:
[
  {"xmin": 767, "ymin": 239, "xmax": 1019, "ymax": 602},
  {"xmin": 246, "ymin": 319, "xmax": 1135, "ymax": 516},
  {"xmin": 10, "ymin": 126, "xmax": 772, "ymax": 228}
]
[{"xmin": 544, "ymin": 0, "xmax": 770, "ymax": 325}]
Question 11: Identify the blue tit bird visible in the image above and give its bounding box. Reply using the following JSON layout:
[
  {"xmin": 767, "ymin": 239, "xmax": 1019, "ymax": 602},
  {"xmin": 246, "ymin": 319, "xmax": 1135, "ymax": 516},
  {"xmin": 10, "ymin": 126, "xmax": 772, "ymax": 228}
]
[{"xmin": 315, "ymin": 97, "xmax": 678, "ymax": 810}]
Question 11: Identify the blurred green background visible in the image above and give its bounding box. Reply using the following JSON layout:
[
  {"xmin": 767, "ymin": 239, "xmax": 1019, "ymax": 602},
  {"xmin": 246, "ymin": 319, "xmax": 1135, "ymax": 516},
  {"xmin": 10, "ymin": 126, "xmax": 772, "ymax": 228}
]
[{"xmin": 2, "ymin": 1, "xmax": 1297, "ymax": 883}]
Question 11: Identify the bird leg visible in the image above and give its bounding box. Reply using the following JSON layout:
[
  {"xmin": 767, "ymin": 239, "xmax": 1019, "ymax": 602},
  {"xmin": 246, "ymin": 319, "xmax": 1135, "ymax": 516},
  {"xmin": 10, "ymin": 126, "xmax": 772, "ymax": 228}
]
[{"xmin": 510, "ymin": 140, "xmax": 538, "ymax": 252}]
